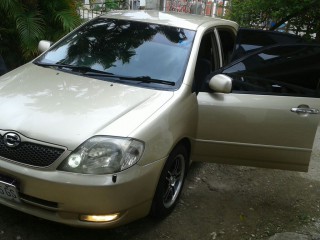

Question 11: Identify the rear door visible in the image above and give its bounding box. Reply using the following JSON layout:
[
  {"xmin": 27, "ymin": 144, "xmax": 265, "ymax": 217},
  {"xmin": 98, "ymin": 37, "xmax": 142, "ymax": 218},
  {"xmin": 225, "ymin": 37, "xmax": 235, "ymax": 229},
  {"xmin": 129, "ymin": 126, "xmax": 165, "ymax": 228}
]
[{"xmin": 193, "ymin": 30, "xmax": 320, "ymax": 172}]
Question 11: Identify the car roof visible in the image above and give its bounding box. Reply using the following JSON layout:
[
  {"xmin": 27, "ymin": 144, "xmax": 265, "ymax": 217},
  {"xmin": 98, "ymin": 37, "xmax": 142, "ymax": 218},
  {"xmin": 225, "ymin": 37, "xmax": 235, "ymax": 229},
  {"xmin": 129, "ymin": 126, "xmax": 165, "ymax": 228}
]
[{"xmin": 100, "ymin": 10, "xmax": 238, "ymax": 31}]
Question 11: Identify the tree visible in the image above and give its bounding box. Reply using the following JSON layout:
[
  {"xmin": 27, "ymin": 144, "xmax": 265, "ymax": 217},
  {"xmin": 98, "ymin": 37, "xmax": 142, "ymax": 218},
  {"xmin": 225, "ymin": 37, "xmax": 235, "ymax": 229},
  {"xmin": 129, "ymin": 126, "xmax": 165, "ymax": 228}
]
[
  {"xmin": 228, "ymin": 0, "xmax": 320, "ymax": 40},
  {"xmin": 0, "ymin": 0, "xmax": 82, "ymax": 70},
  {"xmin": 54, "ymin": 18, "xmax": 188, "ymax": 70}
]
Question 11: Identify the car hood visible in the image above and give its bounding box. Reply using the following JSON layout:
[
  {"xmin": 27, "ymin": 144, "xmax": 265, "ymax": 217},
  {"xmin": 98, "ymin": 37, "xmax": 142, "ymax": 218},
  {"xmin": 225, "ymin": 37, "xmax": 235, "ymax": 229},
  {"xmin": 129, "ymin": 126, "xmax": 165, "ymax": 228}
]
[{"xmin": 0, "ymin": 64, "xmax": 174, "ymax": 150}]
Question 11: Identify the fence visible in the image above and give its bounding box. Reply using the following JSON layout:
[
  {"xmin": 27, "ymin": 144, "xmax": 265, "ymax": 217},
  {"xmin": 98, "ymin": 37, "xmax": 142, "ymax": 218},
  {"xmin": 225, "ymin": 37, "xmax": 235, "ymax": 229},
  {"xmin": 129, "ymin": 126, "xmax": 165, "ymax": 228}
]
[
  {"xmin": 78, "ymin": 1, "xmax": 130, "ymax": 20},
  {"xmin": 165, "ymin": 1, "xmax": 230, "ymax": 17},
  {"xmin": 78, "ymin": 0, "xmax": 230, "ymax": 20}
]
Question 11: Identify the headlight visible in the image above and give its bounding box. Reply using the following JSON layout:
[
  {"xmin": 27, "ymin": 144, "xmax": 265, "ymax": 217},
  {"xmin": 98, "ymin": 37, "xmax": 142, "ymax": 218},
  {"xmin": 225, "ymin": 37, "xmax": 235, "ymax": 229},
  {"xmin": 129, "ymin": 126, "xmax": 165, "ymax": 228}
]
[{"xmin": 58, "ymin": 136, "xmax": 144, "ymax": 174}]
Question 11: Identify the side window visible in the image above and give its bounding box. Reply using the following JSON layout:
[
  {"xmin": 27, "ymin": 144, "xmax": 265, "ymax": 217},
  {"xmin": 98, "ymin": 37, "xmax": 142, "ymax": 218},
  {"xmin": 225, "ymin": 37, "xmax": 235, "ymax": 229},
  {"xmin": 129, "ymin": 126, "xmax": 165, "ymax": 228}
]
[
  {"xmin": 232, "ymin": 28, "xmax": 306, "ymax": 62},
  {"xmin": 223, "ymin": 44, "xmax": 320, "ymax": 97},
  {"xmin": 194, "ymin": 31, "xmax": 219, "ymax": 93},
  {"xmin": 216, "ymin": 28, "xmax": 236, "ymax": 66}
]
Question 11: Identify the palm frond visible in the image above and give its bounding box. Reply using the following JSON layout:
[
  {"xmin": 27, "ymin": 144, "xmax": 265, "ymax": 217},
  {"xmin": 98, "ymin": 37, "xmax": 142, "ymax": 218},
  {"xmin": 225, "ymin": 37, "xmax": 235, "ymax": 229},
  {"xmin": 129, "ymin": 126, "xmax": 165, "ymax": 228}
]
[
  {"xmin": 55, "ymin": 10, "xmax": 82, "ymax": 33},
  {"xmin": 16, "ymin": 11, "xmax": 45, "ymax": 58},
  {"xmin": 0, "ymin": 0, "xmax": 82, "ymax": 69},
  {"xmin": 0, "ymin": 0, "xmax": 13, "ymax": 11},
  {"xmin": 0, "ymin": 0, "xmax": 23, "ymax": 17}
]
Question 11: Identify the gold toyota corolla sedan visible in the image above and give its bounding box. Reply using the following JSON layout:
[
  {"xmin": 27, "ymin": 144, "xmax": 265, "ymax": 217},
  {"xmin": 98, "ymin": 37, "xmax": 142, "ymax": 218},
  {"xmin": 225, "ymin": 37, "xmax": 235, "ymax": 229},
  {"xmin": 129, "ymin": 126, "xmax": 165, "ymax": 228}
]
[{"xmin": 0, "ymin": 10, "xmax": 319, "ymax": 228}]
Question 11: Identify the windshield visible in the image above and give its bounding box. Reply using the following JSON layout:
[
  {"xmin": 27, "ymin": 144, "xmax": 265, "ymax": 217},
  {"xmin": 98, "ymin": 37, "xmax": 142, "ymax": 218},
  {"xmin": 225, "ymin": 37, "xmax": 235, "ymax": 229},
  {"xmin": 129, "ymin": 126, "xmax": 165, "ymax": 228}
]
[{"xmin": 35, "ymin": 17, "xmax": 195, "ymax": 90}]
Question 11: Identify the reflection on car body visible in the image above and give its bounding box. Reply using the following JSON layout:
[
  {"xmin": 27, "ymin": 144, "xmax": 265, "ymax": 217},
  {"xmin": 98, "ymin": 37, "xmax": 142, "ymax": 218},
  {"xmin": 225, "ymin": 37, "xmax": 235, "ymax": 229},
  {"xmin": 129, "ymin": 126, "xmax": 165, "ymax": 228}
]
[{"xmin": 0, "ymin": 10, "xmax": 319, "ymax": 228}]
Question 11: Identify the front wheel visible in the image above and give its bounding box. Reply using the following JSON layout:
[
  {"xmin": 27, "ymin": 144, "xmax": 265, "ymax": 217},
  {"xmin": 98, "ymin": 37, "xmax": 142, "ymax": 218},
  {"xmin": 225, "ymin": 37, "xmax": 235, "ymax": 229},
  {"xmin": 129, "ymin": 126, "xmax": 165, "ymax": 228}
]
[{"xmin": 151, "ymin": 144, "xmax": 188, "ymax": 218}]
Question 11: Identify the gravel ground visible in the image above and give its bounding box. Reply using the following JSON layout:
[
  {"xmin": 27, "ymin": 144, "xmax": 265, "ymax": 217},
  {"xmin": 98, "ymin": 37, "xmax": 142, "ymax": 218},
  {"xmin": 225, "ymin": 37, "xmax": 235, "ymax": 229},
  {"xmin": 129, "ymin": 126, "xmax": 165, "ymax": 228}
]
[{"xmin": 1, "ymin": 129, "xmax": 320, "ymax": 240}]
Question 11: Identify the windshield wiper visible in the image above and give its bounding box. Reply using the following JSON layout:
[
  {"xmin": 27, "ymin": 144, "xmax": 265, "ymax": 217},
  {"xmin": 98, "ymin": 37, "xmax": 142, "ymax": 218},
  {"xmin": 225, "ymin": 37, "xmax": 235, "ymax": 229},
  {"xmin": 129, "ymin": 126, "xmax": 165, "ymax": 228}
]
[
  {"xmin": 34, "ymin": 62, "xmax": 114, "ymax": 76},
  {"xmin": 34, "ymin": 62, "xmax": 175, "ymax": 86},
  {"xmin": 84, "ymin": 73, "xmax": 175, "ymax": 86}
]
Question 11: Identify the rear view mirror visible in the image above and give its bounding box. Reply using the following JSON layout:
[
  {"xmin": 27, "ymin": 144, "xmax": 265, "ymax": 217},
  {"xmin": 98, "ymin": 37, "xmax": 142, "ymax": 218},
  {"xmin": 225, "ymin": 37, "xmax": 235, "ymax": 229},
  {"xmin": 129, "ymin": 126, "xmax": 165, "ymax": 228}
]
[
  {"xmin": 38, "ymin": 40, "xmax": 52, "ymax": 53},
  {"xmin": 208, "ymin": 74, "xmax": 232, "ymax": 93}
]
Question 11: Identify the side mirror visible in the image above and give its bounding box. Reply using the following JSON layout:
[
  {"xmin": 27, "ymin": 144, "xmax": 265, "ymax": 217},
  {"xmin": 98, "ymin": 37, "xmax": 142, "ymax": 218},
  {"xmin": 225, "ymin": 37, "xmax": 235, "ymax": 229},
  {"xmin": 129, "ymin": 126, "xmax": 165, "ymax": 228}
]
[
  {"xmin": 208, "ymin": 74, "xmax": 232, "ymax": 93},
  {"xmin": 38, "ymin": 40, "xmax": 52, "ymax": 53}
]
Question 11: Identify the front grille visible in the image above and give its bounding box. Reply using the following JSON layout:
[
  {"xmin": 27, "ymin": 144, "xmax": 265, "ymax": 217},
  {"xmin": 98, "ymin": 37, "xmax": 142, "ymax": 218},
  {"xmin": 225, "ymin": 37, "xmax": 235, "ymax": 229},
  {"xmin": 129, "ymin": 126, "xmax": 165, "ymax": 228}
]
[{"xmin": 0, "ymin": 136, "xmax": 65, "ymax": 167}]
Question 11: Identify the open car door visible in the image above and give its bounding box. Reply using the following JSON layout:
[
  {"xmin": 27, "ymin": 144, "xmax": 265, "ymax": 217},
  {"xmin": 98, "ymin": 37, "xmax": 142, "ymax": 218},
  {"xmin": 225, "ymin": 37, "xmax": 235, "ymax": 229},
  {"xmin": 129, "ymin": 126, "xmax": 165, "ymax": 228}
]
[{"xmin": 193, "ymin": 29, "xmax": 320, "ymax": 172}]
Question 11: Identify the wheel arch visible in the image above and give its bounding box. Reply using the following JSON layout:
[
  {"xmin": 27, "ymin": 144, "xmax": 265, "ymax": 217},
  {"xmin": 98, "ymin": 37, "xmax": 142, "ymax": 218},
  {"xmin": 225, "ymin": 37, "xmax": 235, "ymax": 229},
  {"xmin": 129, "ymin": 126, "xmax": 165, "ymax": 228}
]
[
  {"xmin": 150, "ymin": 137, "xmax": 190, "ymax": 218},
  {"xmin": 175, "ymin": 137, "xmax": 191, "ymax": 165}
]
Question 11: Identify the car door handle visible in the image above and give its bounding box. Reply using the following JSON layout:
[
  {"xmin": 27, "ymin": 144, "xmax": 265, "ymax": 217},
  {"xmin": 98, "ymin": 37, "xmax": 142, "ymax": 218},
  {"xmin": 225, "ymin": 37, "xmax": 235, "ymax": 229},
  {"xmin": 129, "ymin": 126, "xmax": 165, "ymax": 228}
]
[{"xmin": 291, "ymin": 107, "xmax": 320, "ymax": 114}]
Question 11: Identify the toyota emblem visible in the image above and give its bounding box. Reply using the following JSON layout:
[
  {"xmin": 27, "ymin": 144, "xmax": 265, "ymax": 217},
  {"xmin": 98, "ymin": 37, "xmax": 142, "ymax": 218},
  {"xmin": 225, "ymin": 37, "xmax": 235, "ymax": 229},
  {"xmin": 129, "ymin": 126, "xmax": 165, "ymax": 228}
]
[{"xmin": 3, "ymin": 133, "xmax": 21, "ymax": 148}]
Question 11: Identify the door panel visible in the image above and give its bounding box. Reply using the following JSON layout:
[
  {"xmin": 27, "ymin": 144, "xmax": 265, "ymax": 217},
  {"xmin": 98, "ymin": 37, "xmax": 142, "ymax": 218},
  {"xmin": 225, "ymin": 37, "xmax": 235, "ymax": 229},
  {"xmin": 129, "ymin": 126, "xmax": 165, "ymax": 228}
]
[
  {"xmin": 192, "ymin": 31, "xmax": 320, "ymax": 172},
  {"xmin": 193, "ymin": 93, "xmax": 320, "ymax": 171}
]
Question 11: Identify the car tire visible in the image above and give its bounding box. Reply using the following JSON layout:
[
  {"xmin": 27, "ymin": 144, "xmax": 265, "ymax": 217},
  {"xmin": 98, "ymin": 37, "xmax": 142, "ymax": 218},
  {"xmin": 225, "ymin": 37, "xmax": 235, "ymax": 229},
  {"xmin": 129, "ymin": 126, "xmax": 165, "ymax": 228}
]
[{"xmin": 151, "ymin": 144, "xmax": 188, "ymax": 218}]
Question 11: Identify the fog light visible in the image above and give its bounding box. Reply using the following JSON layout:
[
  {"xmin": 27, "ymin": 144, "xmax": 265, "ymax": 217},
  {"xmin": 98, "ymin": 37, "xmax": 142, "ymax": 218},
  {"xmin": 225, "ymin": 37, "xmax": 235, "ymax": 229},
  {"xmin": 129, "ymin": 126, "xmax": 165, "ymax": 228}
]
[{"xmin": 80, "ymin": 213, "xmax": 120, "ymax": 222}]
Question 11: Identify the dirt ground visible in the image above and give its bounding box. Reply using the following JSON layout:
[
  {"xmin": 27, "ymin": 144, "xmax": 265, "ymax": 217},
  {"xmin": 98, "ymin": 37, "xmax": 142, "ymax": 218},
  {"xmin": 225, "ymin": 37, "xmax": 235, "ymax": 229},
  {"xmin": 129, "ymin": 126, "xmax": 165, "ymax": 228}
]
[{"xmin": 1, "ymin": 130, "xmax": 320, "ymax": 240}]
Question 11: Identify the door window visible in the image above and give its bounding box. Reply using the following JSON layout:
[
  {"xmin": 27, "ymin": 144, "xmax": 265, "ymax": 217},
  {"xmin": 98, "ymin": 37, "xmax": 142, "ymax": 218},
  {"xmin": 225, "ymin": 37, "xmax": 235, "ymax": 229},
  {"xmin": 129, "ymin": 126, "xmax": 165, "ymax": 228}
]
[
  {"xmin": 232, "ymin": 28, "xmax": 307, "ymax": 61},
  {"xmin": 222, "ymin": 44, "xmax": 320, "ymax": 97},
  {"xmin": 193, "ymin": 31, "xmax": 219, "ymax": 93},
  {"xmin": 216, "ymin": 28, "xmax": 236, "ymax": 66}
]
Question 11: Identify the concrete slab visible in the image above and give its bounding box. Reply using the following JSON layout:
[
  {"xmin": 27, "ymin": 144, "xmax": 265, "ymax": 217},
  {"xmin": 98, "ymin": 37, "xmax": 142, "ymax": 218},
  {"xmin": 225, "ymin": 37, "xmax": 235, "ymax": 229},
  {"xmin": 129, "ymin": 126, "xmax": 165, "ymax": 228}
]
[{"xmin": 269, "ymin": 232, "xmax": 310, "ymax": 240}]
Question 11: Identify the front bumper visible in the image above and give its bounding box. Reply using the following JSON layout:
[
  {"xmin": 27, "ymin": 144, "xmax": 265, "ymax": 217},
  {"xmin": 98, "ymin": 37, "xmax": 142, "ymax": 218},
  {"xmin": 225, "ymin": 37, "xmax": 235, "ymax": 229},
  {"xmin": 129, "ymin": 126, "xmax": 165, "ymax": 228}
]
[{"xmin": 0, "ymin": 157, "xmax": 165, "ymax": 228}]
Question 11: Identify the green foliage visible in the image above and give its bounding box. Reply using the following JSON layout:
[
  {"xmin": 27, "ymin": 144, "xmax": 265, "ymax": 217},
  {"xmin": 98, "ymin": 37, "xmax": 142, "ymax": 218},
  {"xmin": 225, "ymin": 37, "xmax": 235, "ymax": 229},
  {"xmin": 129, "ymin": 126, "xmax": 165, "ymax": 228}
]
[
  {"xmin": 0, "ymin": 0, "xmax": 82, "ymax": 70},
  {"xmin": 16, "ymin": 11, "xmax": 45, "ymax": 58},
  {"xmin": 89, "ymin": 0, "xmax": 123, "ymax": 12},
  {"xmin": 104, "ymin": 1, "xmax": 119, "ymax": 10},
  {"xmin": 228, "ymin": 0, "xmax": 320, "ymax": 40}
]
